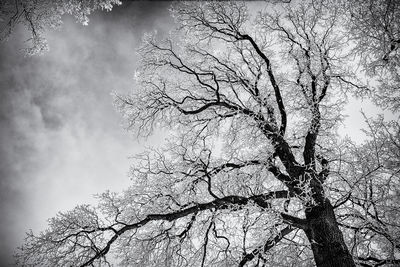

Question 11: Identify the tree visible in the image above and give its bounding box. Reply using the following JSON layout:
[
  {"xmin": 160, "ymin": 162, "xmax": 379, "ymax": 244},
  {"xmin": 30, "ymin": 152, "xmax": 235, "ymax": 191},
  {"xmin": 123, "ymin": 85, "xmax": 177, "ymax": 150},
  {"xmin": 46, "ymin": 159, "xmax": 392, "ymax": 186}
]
[
  {"xmin": 15, "ymin": 1, "xmax": 400, "ymax": 267},
  {"xmin": 342, "ymin": 0, "xmax": 400, "ymax": 111},
  {"xmin": 0, "ymin": 0, "xmax": 121, "ymax": 55},
  {"xmin": 336, "ymin": 115, "xmax": 400, "ymax": 267}
]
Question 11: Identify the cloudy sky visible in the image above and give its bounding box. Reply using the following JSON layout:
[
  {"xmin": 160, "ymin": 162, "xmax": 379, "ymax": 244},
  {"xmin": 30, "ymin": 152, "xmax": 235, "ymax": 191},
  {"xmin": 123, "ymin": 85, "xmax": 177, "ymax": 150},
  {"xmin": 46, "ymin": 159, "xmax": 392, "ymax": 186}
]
[
  {"xmin": 0, "ymin": 2, "xmax": 173, "ymax": 264},
  {"xmin": 0, "ymin": 1, "xmax": 395, "ymax": 265}
]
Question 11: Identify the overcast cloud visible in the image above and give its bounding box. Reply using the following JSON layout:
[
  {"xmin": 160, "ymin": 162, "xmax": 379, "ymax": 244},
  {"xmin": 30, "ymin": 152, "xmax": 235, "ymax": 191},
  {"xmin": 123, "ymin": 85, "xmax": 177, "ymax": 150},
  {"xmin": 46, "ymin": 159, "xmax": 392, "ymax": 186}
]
[{"xmin": 0, "ymin": 2, "xmax": 172, "ymax": 265}]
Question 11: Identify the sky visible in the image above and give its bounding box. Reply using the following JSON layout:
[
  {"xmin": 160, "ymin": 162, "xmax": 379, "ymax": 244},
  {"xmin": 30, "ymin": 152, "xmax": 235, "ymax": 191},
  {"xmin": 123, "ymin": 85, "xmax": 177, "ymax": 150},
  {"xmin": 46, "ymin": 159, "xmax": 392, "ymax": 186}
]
[
  {"xmin": 0, "ymin": 2, "xmax": 173, "ymax": 265},
  {"xmin": 0, "ymin": 1, "xmax": 396, "ymax": 266}
]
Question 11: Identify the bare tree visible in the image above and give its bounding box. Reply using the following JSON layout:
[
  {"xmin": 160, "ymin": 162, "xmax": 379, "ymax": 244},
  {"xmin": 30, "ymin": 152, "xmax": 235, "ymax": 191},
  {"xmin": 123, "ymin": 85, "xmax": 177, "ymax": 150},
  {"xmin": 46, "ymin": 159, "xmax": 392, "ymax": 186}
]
[{"xmin": 15, "ymin": 1, "xmax": 399, "ymax": 267}]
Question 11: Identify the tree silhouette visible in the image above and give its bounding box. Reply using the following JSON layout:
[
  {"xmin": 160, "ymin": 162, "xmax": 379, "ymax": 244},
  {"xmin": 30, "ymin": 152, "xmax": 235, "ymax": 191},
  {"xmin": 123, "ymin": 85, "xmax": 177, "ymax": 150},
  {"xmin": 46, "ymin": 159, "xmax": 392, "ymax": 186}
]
[{"xmin": 14, "ymin": 1, "xmax": 399, "ymax": 267}]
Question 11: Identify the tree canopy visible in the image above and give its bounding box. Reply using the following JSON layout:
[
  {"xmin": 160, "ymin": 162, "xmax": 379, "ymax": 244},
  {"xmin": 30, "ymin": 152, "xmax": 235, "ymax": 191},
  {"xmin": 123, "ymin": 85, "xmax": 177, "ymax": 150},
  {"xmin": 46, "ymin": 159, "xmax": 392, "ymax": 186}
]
[
  {"xmin": 9, "ymin": 1, "xmax": 400, "ymax": 266},
  {"xmin": 0, "ymin": 0, "xmax": 121, "ymax": 54}
]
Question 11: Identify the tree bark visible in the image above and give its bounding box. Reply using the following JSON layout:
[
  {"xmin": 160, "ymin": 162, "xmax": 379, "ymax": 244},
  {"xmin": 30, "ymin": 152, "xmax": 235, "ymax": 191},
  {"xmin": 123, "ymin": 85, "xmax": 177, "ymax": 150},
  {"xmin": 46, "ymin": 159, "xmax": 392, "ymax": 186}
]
[{"xmin": 305, "ymin": 199, "xmax": 356, "ymax": 267}]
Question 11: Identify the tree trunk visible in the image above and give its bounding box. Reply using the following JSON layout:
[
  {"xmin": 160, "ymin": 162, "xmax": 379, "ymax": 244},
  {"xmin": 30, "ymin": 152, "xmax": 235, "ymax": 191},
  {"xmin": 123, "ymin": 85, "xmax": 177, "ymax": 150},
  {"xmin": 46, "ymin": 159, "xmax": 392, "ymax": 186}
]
[{"xmin": 304, "ymin": 199, "xmax": 356, "ymax": 267}]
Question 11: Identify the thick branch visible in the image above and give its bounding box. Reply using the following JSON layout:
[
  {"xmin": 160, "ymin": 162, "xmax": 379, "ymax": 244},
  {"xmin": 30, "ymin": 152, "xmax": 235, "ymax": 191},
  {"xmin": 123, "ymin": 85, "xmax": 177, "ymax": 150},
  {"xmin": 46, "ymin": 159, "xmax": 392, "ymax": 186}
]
[
  {"xmin": 303, "ymin": 106, "xmax": 321, "ymax": 167},
  {"xmin": 238, "ymin": 33, "xmax": 287, "ymax": 136},
  {"xmin": 81, "ymin": 192, "xmax": 304, "ymax": 266},
  {"xmin": 238, "ymin": 226, "xmax": 295, "ymax": 267},
  {"xmin": 356, "ymin": 256, "xmax": 400, "ymax": 267}
]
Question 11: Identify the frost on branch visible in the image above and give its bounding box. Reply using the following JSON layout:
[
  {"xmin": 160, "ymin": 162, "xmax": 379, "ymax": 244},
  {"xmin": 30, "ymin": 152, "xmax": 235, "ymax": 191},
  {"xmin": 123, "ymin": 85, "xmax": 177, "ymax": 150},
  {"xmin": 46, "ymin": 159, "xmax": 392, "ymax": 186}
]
[
  {"xmin": 15, "ymin": 1, "xmax": 400, "ymax": 267},
  {"xmin": 341, "ymin": 0, "xmax": 400, "ymax": 111},
  {"xmin": 0, "ymin": 0, "xmax": 121, "ymax": 55},
  {"xmin": 16, "ymin": 205, "xmax": 112, "ymax": 266}
]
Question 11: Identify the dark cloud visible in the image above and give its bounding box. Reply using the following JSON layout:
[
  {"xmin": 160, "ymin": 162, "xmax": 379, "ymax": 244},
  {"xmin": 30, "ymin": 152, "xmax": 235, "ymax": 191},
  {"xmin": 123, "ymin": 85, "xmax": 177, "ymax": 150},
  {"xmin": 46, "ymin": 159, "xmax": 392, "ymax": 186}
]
[{"xmin": 0, "ymin": 1, "xmax": 174, "ymax": 265}]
